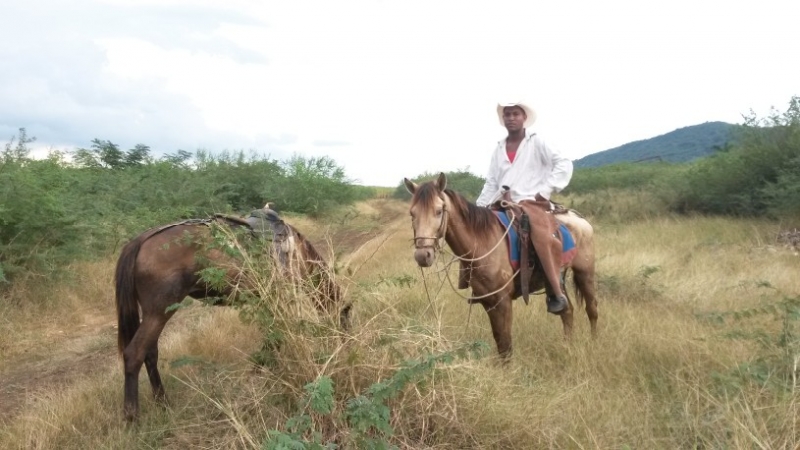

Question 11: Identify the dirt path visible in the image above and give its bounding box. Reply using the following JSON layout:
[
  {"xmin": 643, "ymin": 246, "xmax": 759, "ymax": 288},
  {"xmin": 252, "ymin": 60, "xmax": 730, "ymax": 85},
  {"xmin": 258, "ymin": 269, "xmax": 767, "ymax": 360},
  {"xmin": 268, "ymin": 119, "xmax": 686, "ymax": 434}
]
[
  {"xmin": 0, "ymin": 198, "xmax": 409, "ymax": 425},
  {"xmin": 0, "ymin": 312, "xmax": 118, "ymax": 424},
  {"xmin": 306, "ymin": 198, "xmax": 407, "ymax": 258}
]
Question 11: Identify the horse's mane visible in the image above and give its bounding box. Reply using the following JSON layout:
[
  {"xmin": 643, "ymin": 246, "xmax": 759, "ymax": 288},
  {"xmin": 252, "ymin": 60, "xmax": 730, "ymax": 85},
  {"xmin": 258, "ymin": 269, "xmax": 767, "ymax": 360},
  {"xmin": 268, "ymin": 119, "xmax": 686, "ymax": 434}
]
[
  {"xmin": 445, "ymin": 189, "xmax": 498, "ymax": 234},
  {"xmin": 414, "ymin": 182, "xmax": 498, "ymax": 235}
]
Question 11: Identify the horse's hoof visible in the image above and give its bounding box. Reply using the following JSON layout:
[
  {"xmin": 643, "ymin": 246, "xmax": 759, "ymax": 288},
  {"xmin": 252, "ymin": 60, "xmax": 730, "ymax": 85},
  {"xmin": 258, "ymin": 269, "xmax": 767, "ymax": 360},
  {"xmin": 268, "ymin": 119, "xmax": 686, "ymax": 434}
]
[
  {"xmin": 546, "ymin": 295, "xmax": 568, "ymax": 314},
  {"xmin": 155, "ymin": 394, "xmax": 170, "ymax": 408},
  {"xmin": 123, "ymin": 410, "xmax": 138, "ymax": 423}
]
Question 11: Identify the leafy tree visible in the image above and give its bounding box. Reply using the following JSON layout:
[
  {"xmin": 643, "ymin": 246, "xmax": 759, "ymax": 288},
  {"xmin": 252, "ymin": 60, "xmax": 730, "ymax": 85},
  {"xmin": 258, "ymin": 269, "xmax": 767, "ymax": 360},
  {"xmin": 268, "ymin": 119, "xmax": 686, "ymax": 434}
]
[
  {"xmin": 274, "ymin": 154, "xmax": 357, "ymax": 216},
  {"xmin": 124, "ymin": 144, "xmax": 151, "ymax": 167},
  {"xmin": 72, "ymin": 139, "xmax": 153, "ymax": 170},
  {"xmin": 96, "ymin": 139, "xmax": 125, "ymax": 168},
  {"xmin": 1, "ymin": 127, "xmax": 34, "ymax": 163},
  {"xmin": 162, "ymin": 149, "xmax": 194, "ymax": 169}
]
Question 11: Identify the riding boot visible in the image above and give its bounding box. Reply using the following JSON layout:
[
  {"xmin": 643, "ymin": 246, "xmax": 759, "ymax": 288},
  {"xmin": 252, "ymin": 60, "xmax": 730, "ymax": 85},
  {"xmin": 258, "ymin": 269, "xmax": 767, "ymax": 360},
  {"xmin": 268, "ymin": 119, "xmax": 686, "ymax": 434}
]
[
  {"xmin": 542, "ymin": 273, "xmax": 567, "ymax": 314},
  {"xmin": 525, "ymin": 203, "xmax": 568, "ymax": 314},
  {"xmin": 458, "ymin": 260, "xmax": 471, "ymax": 289}
]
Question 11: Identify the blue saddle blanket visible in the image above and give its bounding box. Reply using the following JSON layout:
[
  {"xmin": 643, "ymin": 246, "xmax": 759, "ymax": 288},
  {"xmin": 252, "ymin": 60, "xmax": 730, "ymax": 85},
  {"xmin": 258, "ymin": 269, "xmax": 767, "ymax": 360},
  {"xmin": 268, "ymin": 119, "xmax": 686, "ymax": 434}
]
[{"xmin": 493, "ymin": 211, "xmax": 576, "ymax": 269}]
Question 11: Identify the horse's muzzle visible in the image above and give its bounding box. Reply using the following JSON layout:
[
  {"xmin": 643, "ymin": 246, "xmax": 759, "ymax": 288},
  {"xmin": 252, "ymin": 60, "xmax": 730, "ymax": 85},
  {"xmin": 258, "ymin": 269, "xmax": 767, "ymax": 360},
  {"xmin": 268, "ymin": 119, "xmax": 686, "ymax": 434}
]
[{"xmin": 414, "ymin": 247, "xmax": 435, "ymax": 267}]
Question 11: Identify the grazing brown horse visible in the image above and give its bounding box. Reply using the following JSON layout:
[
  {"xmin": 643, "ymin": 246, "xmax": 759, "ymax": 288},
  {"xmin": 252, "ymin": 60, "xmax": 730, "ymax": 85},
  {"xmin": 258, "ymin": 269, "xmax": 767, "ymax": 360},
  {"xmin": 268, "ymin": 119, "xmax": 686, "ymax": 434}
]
[
  {"xmin": 246, "ymin": 206, "xmax": 347, "ymax": 318},
  {"xmin": 404, "ymin": 173, "xmax": 597, "ymax": 359},
  {"xmin": 115, "ymin": 205, "xmax": 349, "ymax": 421}
]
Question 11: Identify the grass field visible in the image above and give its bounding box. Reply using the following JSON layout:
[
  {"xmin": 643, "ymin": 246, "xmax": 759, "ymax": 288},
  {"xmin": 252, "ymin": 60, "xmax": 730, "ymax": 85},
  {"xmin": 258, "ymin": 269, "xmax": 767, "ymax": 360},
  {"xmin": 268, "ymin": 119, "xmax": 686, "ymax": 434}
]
[{"xmin": 1, "ymin": 196, "xmax": 798, "ymax": 449}]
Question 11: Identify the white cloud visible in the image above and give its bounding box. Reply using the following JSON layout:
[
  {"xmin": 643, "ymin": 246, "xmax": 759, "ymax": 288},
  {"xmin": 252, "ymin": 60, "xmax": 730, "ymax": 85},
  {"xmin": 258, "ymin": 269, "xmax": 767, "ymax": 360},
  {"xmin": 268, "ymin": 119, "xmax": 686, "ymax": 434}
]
[{"xmin": 2, "ymin": 0, "xmax": 799, "ymax": 186}]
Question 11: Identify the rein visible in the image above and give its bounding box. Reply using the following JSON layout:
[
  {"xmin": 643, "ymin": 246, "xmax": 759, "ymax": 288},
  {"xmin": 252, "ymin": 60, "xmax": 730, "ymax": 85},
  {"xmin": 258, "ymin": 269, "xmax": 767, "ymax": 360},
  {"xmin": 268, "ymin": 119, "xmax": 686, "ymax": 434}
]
[{"xmin": 444, "ymin": 209, "xmax": 516, "ymax": 264}]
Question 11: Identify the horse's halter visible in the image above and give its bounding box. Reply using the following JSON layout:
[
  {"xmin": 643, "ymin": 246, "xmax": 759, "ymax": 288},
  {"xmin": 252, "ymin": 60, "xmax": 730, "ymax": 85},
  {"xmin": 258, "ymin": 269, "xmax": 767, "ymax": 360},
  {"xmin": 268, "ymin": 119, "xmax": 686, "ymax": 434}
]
[{"xmin": 412, "ymin": 194, "xmax": 449, "ymax": 252}]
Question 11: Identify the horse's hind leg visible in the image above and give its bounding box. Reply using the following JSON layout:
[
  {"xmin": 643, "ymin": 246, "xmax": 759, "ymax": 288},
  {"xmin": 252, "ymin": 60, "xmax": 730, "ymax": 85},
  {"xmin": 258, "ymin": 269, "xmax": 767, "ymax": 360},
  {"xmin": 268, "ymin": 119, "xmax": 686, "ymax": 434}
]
[
  {"xmin": 122, "ymin": 314, "xmax": 171, "ymax": 420},
  {"xmin": 573, "ymin": 268, "xmax": 598, "ymax": 337},
  {"xmin": 339, "ymin": 303, "xmax": 352, "ymax": 331},
  {"xmin": 144, "ymin": 344, "xmax": 168, "ymax": 406}
]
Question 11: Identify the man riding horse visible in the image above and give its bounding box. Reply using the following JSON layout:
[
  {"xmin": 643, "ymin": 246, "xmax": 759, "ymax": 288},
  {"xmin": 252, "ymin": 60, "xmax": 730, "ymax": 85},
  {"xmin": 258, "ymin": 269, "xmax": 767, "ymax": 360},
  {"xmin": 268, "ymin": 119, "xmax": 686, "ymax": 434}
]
[{"xmin": 469, "ymin": 100, "xmax": 574, "ymax": 315}]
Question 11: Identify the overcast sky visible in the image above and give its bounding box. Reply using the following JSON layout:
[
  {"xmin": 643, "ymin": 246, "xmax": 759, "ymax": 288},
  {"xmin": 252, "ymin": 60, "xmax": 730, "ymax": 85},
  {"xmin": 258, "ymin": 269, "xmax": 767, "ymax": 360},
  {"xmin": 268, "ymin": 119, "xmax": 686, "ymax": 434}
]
[{"xmin": 2, "ymin": 0, "xmax": 798, "ymax": 186}]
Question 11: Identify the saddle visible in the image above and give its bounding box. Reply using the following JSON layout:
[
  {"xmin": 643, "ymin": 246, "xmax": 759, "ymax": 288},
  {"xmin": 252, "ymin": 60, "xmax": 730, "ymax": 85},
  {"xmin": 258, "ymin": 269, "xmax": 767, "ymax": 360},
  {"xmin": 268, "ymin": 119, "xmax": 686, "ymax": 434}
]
[
  {"xmin": 146, "ymin": 208, "xmax": 288, "ymax": 249},
  {"xmin": 209, "ymin": 206, "xmax": 290, "ymax": 240},
  {"xmin": 459, "ymin": 189, "xmax": 569, "ymax": 305}
]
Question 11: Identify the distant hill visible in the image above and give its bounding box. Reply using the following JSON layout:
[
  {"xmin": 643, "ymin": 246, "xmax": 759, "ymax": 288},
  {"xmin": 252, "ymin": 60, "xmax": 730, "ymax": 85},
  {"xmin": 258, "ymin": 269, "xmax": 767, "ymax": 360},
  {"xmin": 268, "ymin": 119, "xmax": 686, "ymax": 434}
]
[{"xmin": 573, "ymin": 121, "xmax": 738, "ymax": 168}]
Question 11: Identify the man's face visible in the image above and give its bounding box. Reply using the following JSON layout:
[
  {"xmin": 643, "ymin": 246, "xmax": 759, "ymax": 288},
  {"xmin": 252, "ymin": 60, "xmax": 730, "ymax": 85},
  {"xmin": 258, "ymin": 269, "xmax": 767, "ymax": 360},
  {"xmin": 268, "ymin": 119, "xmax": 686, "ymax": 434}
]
[{"xmin": 502, "ymin": 106, "xmax": 526, "ymax": 132}]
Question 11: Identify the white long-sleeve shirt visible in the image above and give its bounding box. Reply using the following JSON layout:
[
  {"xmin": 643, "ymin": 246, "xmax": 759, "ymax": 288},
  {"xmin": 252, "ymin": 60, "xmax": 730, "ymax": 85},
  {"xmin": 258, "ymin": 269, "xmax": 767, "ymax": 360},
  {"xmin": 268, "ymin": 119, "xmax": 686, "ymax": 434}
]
[{"xmin": 475, "ymin": 130, "xmax": 573, "ymax": 207}]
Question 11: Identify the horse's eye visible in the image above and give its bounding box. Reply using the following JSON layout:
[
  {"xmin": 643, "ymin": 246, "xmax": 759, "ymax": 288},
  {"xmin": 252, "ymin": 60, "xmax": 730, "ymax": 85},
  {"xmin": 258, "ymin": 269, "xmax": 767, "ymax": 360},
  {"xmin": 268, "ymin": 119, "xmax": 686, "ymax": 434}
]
[{"xmin": 435, "ymin": 209, "xmax": 443, "ymax": 216}]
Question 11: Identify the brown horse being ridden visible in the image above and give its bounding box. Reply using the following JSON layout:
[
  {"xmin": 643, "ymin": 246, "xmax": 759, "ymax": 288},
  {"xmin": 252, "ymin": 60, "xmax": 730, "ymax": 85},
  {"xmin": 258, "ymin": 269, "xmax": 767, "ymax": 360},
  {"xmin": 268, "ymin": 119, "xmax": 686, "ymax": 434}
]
[
  {"xmin": 404, "ymin": 173, "xmax": 598, "ymax": 359},
  {"xmin": 114, "ymin": 204, "xmax": 350, "ymax": 421}
]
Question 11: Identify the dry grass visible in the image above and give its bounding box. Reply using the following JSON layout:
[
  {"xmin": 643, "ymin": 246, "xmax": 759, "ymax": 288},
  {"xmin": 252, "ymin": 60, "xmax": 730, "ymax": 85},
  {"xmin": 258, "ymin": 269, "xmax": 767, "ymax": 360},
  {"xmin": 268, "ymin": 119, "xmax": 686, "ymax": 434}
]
[
  {"xmin": 0, "ymin": 259, "xmax": 116, "ymax": 364},
  {"xmin": 1, "ymin": 196, "xmax": 799, "ymax": 449}
]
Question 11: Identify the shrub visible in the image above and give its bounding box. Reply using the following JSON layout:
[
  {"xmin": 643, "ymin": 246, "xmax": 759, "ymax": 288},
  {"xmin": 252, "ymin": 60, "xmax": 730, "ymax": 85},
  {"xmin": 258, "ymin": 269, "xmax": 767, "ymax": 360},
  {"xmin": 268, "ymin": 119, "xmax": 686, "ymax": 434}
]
[
  {"xmin": 392, "ymin": 168, "xmax": 485, "ymax": 202},
  {"xmin": 673, "ymin": 96, "xmax": 800, "ymax": 218}
]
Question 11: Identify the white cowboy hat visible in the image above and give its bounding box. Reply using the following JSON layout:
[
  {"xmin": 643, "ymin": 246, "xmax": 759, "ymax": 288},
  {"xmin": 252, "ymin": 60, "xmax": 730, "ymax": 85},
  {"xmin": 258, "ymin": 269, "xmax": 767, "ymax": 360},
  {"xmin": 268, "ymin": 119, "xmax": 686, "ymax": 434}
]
[{"xmin": 496, "ymin": 101, "xmax": 537, "ymax": 128}]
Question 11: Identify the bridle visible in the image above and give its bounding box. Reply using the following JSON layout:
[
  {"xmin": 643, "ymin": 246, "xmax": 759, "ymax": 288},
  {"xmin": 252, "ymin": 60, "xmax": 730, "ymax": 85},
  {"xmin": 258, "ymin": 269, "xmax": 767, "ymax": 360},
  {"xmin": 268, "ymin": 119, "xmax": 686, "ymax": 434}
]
[{"xmin": 411, "ymin": 194, "xmax": 449, "ymax": 252}]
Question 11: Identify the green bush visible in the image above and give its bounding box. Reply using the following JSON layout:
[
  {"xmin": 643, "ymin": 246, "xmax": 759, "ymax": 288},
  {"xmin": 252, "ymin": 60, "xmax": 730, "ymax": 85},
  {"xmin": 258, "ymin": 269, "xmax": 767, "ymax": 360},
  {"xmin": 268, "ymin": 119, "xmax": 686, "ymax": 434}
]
[
  {"xmin": 1, "ymin": 132, "xmax": 86, "ymax": 280},
  {"xmin": 392, "ymin": 168, "xmax": 485, "ymax": 202},
  {"xmin": 673, "ymin": 95, "xmax": 800, "ymax": 218},
  {"xmin": 262, "ymin": 342, "xmax": 487, "ymax": 449},
  {"xmin": 565, "ymin": 162, "xmax": 681, "ymax": 195}
]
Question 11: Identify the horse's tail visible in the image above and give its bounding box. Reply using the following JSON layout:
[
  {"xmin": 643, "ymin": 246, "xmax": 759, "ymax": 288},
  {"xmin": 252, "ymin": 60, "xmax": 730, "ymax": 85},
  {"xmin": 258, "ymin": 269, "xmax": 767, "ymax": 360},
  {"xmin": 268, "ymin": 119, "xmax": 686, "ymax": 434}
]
[
  {"xmin": 559, "ymin": 211, "xmax": 593, "ymax": 310},
  {"xmin": 572, "ymin": 267, "xmax": 585, "ymax": 308},
  {"xmin": 115, "ymin": 235, "xmax": 145, "ymax": 355},
  {"xmin": 571, "ymin": 262, "xmax": 599, "ymax": 310}
]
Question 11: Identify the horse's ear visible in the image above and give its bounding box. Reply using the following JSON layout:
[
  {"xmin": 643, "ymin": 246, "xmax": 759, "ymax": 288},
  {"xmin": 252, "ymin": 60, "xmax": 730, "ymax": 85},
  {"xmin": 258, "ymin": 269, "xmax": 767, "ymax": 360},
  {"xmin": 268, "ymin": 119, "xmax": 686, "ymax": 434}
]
[
  {"xmin": 403, "ymin": 177, "xmax": 418, "ymax": 195},
  {"xmin": 436, "ymin": 172, "xmax": 447, "ymax": 191}
]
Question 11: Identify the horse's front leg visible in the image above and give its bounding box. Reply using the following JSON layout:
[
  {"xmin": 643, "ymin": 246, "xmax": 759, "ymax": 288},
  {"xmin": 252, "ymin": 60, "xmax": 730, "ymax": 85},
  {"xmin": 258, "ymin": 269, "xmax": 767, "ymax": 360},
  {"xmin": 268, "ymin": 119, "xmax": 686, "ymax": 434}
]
[{"xmin": 480, "ymin": 294, "xmax": 513, "ymax": 360}]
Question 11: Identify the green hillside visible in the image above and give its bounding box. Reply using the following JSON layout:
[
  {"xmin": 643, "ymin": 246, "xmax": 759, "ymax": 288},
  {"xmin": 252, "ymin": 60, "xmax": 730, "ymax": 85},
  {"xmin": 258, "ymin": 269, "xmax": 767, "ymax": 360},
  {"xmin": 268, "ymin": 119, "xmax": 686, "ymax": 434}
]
[{"xmin": 574, "ymin": 121, "xmax": 738, "ymax": 168}]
